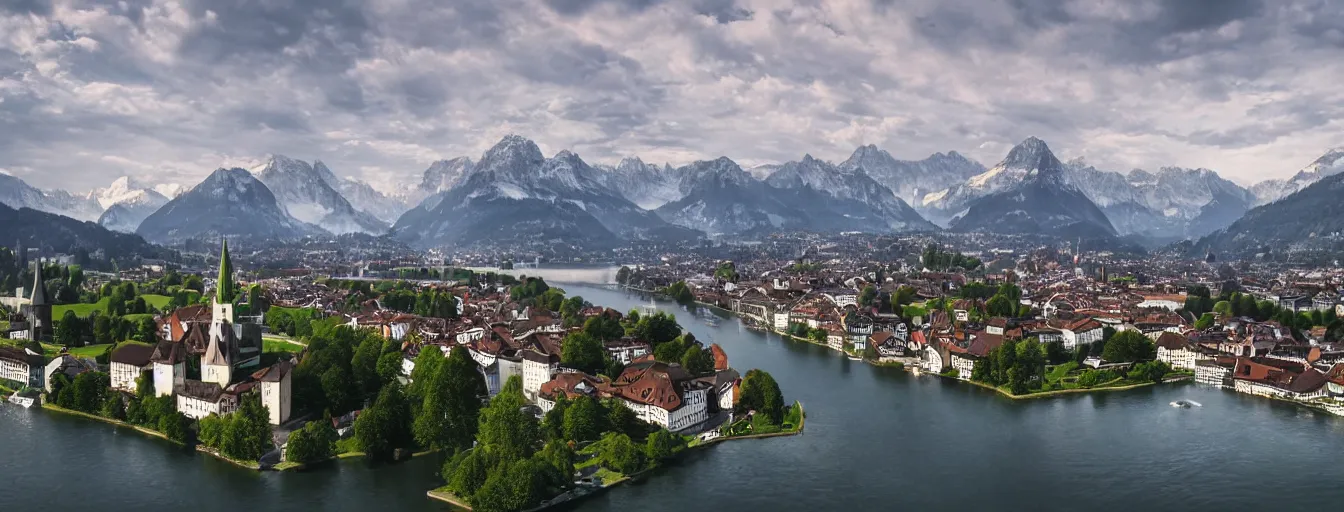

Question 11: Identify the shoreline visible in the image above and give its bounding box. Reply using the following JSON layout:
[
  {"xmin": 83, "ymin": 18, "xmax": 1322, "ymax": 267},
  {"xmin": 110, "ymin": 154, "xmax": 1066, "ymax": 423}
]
[
  {"xmin": 614, "ymin": 285, "xmax": 1203, "ymax": 401},
  {"xmin": 41, "ymin": 402, "xmax": 267, "ymax": 470}
]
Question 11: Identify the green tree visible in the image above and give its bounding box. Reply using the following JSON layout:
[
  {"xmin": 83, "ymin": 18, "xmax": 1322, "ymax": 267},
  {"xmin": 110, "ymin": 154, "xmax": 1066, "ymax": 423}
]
[
  {"xmin": 199, "ymin": 414, "xmax": 225, "ymax": 448},
  {"xmin": 100, "ymin": 393, "xmax": 126, "ymax": 420},
  {"xmin": 1101, "ymin": 330, "xmax": 1156, "ymax": 363},
  {"xmin": 560, "ymin": 331, "xmax": 605, "ymax": 374},
  {"xmin": 738, "ymin": 369, "xmax": 785, "ymax": 424},
  {"xmin": 159, "ymin": 411, "xmax": 190, "ymax": 443},
  {"xmin": 376, "ymin": 351, "xmax": 403, "ymax": 384},
  {"xmin": 1194, "ymin": 313, "xmax": 1215, "ymax": 330},
  {"xmin": 562, "ymin": 395, "xmax": 604, "ymax": 443},
  {"xmin": 355, "ymin": 381, "xmax": 414, "ymax": 462},
  {"xmin": 599, "ymin": 432, "xmax": 645, "ymax": 474},
  {"xmin": 286, "ymin": 416, "xmax": 337, "ymax": 464},
  {"xmin": 136, "ymin": 317, "xmax": 158, "ymax": 343},
  {"xmin": 583, "ymin": 315, "xmax": 624, "ymax": 342},
  {"xmin": 476, "ymin": 376, "xmax": 539, "ymax": 463},
  {"xmin": 645, "ymin": 429, "xmax": 683, "ymax": 463},
  {"xmin": 653, "ymin": 336, "xmax": 687, "ymax": 363},
  {"xmin": 351, "ymin": 333, "xmax": 384, "ymax": 397},
  {"xmin": 633, "ymin": 312, "xmax": 680, "ymax": 345},
  {"xmin": 445, "ymin": 448, "xmax": 496, "ymax": 500},
  {"xmin": 219, "ymin": 393, "xmax": 272, "ymax": 461},
  {"xmin": 56, "ymin": 310, "xmax": 84, "ymax": 347},
  {"xmin": 605, "ymin": 399, "xmax": 641, "ymax": 439},
  {"xmin": 680, "ymin": 346, "xmax": 714, "ymax": 375},
  {"xmin": 413, "ymin": 347, "xmax": 486, "ymax": 452},
  {"xmin": 857, "ymin": 285, "xmax": 877, "ymax": 308},
  {"xmin": 891, "ymin": 286, "xmax": 917, "ymax": 311}
]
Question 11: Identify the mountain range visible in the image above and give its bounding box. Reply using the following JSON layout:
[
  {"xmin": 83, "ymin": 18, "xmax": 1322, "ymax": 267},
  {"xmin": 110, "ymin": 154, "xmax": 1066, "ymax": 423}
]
[{"xmin": 4, "ymin": 135, "xmax": 1342, "ymax": 253}]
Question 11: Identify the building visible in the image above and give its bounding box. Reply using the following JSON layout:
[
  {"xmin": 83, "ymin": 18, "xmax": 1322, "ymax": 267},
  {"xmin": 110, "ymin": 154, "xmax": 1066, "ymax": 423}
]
[
  {"xmin": 1230, "ymin": 357, "xmax": 1328, "ymax": 400},
  {"xmin": 146, "ymin": 338, "xmax": 186, "ymax": 397},
  {"xmin": 1060, "ymin": 318, "xmax": 1103, "ymax": 351},
  {"xmin": 109, "ymin": 343, "xmax": 156, "ymax": 392},
  {"xmin": 1155, "ymin": 332, "xmax": 1199, "ymax": 371},
  {"xmin": 605, "ymin": 361, "xmax": 710, "ymax": 432},
  {"xmin": 0, "ymin": 345, "xmax": 44, "ymax": 388},
  {"xmin": 536, "ymin": 372, "xmax": 602, "ymax": 414},
  {"xmin": 23, "ymin": 263, "xmax": 53, "ymax": 342},
  {"xmin": 252, "ymin": 360, "xmax": 293, "ymax": 425},
  {"xmin": 175, "ymin": 380, "xmax": 233, "ymax": 420},
  {"xmin": 521, "ymin": 348, "xmax": 559, "ymax": 401},
  {"xmin": 44, "ymin": 354, "xmax": 95, "ymax": 393},
  {"xmin": 1195, "ymin": 358, "xmax": 1233, "ymax": 388},
  {"xmin": 604, "ymin": 338, "xmax": 651, "ymax": 365}
]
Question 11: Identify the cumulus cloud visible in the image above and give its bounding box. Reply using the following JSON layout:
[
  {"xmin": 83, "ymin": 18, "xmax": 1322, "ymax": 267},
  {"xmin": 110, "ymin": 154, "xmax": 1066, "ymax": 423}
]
[{"xmin": 1, "ymin": 0, "xmax": 1341, "ymax": 194}]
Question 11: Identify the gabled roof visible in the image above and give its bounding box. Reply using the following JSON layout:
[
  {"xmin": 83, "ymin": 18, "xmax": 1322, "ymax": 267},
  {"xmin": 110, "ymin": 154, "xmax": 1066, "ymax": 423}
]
[
  {"xmin": 252, "ymin": 360, "xmax": 293, "ymax": 382},
  {"xmin": 1155, "ymin": 331, "xmax": 1189, "ymax": 350},
  {"xmin": 110, "ymin": 343, "xmax": 155, "ymax": 367}
]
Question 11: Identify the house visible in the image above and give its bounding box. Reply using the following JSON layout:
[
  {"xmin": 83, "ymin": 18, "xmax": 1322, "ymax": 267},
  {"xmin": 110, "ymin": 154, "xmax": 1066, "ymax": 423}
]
[
  {"xmin": 1136, "ymin": 294, "xmax": 1184, "ymax": 312},
  {"xmin": 109, "ymin": 343, "xmax": 156, "ymax": 392},
  {"xmin": 1277, "ymin": 296, "xmax": 1312, "ymax": 313},
  {"xmin": 149, "ymin": 339, "xmax": 187, "ymax": 398},
  {"xmin": 536, "ymin": 371, "xmax": 603, "ymax": 414},
  {"xmin": 0, "ymin": 345, "xmax": 43, "ymax": 389},
  {"xmin": 1312, "ymin": 292, "xmax": 1337, "ymax": 312},
  {"xmin": 252, "ymin": 360, "xmax": 293, "ymax": 425},
  {"xmin": 1231, "ymin": 357, "xmax": 1328, "ymax": 400},
  {"xmin": 604, "ymin": 338, "xmax": 651, "ymax": 365},
  {"xmin": 1059, "ymin": 318, "xmax": 1103, "ymax": 351},
  {"xmin": 44, "ymin": 354, "xmax": 95, "ymax": 393},
  {"xmin": 869, "ymin": 331, "xmax": 901, "ymax": 357},
  {"xmin": 604, "ymin": 361, "xmax": 710, "ymax": 432},
  {"xmin": 1155, "ymin": 332, "xmax": 1199, "ymax": 371},
  {"xmin": 1195, "ymin": 358, "xmax": 1234, "ymax": 388},
  {"xmin": 175, "ymin": 380, "xmax": 229, "ymax": 420},
  {"xmin": 521, "ymin": 348, "xmax": 560, "ymax": 401}
]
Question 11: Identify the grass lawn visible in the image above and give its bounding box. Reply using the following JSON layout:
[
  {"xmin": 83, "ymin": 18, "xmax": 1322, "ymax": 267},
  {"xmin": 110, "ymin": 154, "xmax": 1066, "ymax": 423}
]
[
  {"xmin": 53, "ymin": 294, "xmax": 172, "ymax": 318},
  {"xmin": 67, "ymin": 343, "xmax": 113, "ymax": 359},
  {"xmin": 263, "ymin": 337, "xmax": 305, "ymax": 353}
]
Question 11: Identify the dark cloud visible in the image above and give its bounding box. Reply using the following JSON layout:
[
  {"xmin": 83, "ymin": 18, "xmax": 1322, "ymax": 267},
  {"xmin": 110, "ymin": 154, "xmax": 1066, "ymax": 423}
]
[
  {"xmin": 544, "ymin": 0, "xmax": 750, "ymax": 23},
  {"xmin": 177, "ymin": 0, "xmax": 370, "ymax": 68},
  {"xmin": 0, "ymin": 0, "xmax": 51, "ymax": 16}
]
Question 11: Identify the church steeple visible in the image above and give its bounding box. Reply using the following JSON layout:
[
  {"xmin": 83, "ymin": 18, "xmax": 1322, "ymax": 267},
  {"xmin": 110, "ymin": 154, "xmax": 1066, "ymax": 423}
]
[
  {"xmin": 30, "ymin": 261, "xmax": 47, "ymax": 306},
  {"xmin": 217, "ymin": 239, "xmax": 234, "ymax": 305}
]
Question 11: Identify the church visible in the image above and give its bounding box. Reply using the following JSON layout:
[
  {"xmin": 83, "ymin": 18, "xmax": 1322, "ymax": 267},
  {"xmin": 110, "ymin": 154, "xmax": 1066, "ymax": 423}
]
[{"xmin": 149, "ymin": 240, "xmax": 292, "ymax": 425}]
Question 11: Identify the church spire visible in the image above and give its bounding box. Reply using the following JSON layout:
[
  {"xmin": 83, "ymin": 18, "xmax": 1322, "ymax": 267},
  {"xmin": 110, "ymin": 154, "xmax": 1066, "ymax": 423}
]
[
  {"xmin": 217, "ymin": 238, "xmax": 234, "ymax": 304},
  {"xmin": 30, "ymin": 261, "xmax": 47, "ymax": 306}
]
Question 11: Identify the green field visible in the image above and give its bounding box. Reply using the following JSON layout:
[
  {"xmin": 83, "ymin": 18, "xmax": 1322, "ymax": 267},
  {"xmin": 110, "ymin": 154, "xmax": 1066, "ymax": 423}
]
[
  {"xmin": 263, "ymin": 336, "xmax": 305, "ymax": 353},
  {"xmin": 67, "ymin": 343, "xmax": 113, "ymax": 359},
  {"xmin": 53, "ymin": 294, "xmax": 173, "ymax": 318}
]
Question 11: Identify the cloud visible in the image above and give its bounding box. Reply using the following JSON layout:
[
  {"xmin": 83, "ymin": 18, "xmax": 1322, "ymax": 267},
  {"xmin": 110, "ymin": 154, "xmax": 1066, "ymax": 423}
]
[{"xmin": 0, "ymin": 0, "xmax": 1341, "ymax": 195}]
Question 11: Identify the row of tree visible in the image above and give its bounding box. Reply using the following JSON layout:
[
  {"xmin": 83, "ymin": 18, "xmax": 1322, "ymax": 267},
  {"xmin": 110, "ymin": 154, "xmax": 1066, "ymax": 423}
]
[{"xmin": 199, "ymin": 394, "xmax": 274, "ymax": 462}]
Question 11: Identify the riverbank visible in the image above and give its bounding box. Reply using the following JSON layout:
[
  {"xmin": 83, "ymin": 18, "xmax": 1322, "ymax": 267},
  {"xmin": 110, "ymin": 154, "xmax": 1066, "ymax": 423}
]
[
  {"xmin": 943, "ymin": 374, "xmax": 1193, "ymax": 400},
  {"xmin": 41, "ymin": 403, "xmax": 179, "ymax": 445}
]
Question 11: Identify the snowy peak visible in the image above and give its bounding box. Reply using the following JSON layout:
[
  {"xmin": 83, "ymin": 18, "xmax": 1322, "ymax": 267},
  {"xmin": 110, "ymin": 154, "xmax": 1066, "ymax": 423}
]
[
  {"xmin": 418, "ymin": 157, "xmax": 475, "ymax": 194},
  {"xmin": 254, "ymin": 156, "xmax": 388, "ymax": 235},
  {"xmin": 475, "ymin": 135, "xmax": 546, "ymax": 178},
  {"xmin": 90, "ymin": 175, "xmax": 167, "ymax": 210},
  {"xmin": 137, "ymin": 167, "xmax": 319, "ymax": 244},
  {"xmin": 1251, "ymin": 148, "xmax": 1344, "ymax": 206},
  {"xmin": 1001, "ymin": 136, "xmax": 1064, "ymax": 177},
  {"xmin": 838, "ymin": 144, "xmax": 985, "ymax": 211}
]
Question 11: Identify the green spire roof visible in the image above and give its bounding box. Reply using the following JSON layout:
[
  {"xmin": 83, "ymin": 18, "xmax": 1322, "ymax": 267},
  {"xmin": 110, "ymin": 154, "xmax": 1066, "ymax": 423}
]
[{"xmin": 217, "ymin": 239, "xmax": 234, "ymax": 304}]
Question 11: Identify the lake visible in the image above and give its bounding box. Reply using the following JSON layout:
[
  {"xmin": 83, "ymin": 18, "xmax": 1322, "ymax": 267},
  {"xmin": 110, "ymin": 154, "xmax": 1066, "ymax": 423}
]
[{"xmin": 4, "ymin": 283, "xmax": 1344, "ymax": 511}]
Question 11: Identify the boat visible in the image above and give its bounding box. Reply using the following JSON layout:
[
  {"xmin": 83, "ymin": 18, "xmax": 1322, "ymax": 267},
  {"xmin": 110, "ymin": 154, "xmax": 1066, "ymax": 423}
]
[
  {"xmin": 7, "ymin": 393, "xmax": 36, "ymax": 408},
  {"xmin": 847, "ymin": 355, "xmax": 863, "ymax": 361},
  {"xmin": 1169, "ymin": 400, "xmax": 1201, "ymax": 408}
]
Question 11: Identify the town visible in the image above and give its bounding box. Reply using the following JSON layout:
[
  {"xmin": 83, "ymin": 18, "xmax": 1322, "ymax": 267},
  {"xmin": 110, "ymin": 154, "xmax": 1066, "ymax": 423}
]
[{"xmin": 0, "ymin": 240, "xmax": 798, "ymax": 512}]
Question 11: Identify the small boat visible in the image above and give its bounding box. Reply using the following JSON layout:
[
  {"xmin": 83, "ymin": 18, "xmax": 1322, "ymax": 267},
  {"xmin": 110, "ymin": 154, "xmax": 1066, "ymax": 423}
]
[
  {"xmin": 1169, "ymin": 400, "xmax": 1201, "ymax": 408},
  {"xmin": 847, "ymin": 355, "xmax": 863, "ymax": 361},
  {"xmin": 7, "ymin": 393, "xmax": 36, "ymax": 408}
]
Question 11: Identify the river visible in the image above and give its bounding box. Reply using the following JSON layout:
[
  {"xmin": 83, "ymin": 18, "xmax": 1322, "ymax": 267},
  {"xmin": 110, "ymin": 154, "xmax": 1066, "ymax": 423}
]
[{"xmin": 5, "ymin": 283, "xmax": 1344, "ymax": 511}]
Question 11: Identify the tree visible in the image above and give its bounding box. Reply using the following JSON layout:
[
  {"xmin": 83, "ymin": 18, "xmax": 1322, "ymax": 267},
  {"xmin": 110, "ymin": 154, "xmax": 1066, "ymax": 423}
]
[
  {"xmin": 476, "ymin": 376, "xmax": 539, "ymax": 463},
  {"xmin": 413, "ymin": 346, "xmax": 486, "ymax": 452},
  {"xmin": 1130, "ymin": 361, "xmax": 1171, "ymax": 384},
  {"xmin": 562, "ymin": 395, "xmax": 604, "ymax": 443},
  {"xmin": 560, "ymin": 332, "xmax": 605, "ymax": 374},
  {"xmin": 605, "ymin": 399, "xmax": 641, "ymax": 439},
  {"xmin": 1194, "ymin": 313, "xmax": 1215, "ymax": 331},
  {"xmin": 354, "ymin": 381, "xmax": 414, "ymax": 462},
  {"xmin": 320, "ymin": 364, "xmax": 357, "ymax": 415},
  {"xmin": 445, "ymin": 448, "xmax": 496, "ymax": 500},
  {"xmin": 136, "ymin": 317, "xmax": 158, "ymax": 343},
  {"xmin": 286, "ymin": 416, "xmax": 337, "ymax": 464},
  {"xmin": 1101, "ymin": 330, "xmax": 1156, "ymax": 363},
  {"xmin": 92, "ymin": 314, "xmax": 112, "ymax": 344},
  {"xmin": 857, "ymin": 285, "xmax": 877, "ymax": 308},
  {"xmin": 199, "ymin": 414, "xmax": 225, "ymax": 448},
  {"xmin": 890, "ymin": 286, "xmax": 917, "ymax": 311},
  {"xmin": 680, "ymin": 346, "xmax": 714, "ymax": 375},
  {"xmin": 1212, "ymin": 301, "xmax": 1233, "ymax": 318},
  {"xmin": 376, "ymin": 351, "xmax": 403, "ymax": 384},
  {"xmin": 599, "ymin": 432, "xmax": 644, "ymax": 474},
  {"xmin": 633, "ymin": 312, "xmax": 680, "ymax": 345},
  {"xmin": 738, "ymin": 370, "xmax": 785, "ymax": 424},
  {"xmin": 159, "ymin": 411, "xmax": 190, "ymax": 443},
  {"xmin": 56, "ymin": 310, "xmax": 84, "ymax": 347},
  {"xmin": 100, "ymin": 393, "xmax": 126, "ymax": 420},
  {"xmin": 219, "ymin": 393, "xmax": 272, "ymax": 461},
  {"xmin": 582, "ymin": 315, "xmax": 624, "ymax": 342},
  {"xmin": 351, "ymin": 333, "xmax": 384, "ymax": 397},
  {"xmin": 645, "ymin": 429, "xmax": 682, "ymax": 463},
  {"xmin": 986, "ymin": 295, "xmax": 1014, "ymax": 317}
]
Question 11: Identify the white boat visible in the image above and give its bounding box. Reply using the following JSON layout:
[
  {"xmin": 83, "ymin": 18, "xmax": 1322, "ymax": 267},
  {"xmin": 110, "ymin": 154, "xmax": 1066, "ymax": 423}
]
[
  {"xmin": 7, "ymin": 394, "xmax": 35, "ymax": 408},
  {"xmin": 1169, "ymin": 400, "xmax": 1201, "ymax": 408},
  {"xmin": 847, "ymin": 355, "xmax": 863, "ymax": 361}
]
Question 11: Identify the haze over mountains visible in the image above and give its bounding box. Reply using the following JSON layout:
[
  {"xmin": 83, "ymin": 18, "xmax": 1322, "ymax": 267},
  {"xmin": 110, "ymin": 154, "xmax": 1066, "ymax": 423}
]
[{"xmin": 1, "ymin": 135, "xmax": 1341, "ymax": 253}]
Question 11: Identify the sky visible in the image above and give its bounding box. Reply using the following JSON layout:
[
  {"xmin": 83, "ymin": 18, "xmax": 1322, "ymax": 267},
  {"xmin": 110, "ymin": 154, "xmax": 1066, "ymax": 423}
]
[{"xmin": 1, "ymin": 0, "xmax": 1342, "ymax": 194}]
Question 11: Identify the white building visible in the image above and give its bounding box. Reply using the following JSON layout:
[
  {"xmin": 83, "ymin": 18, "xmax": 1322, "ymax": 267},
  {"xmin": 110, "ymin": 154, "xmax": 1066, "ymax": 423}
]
[
  {"xmin": 0, "ymin": 346, "xmax": 43, "ymax": 389},
  {"xmin": 773, "ymin": 312, "xmax": 790, "ymax": 331},
  {"xmin": 175, "ymin": 381, "xmax": 231, "ymax": 420},
  {"xmin": 608, "ymin": 361, "xmax": 711, "ymax": 433},
  {"xmin": 1060, "ymin": 319, "xmax": 1104, "ymax": 351},
  {"xmin": 44, "ymin": 355, "xmax": 95, "ymax": 393},
  {"xmin": 950, "ymin": 353, "xmax": 976, "ymax": 380},
  {"xmin": 253, "ymin": 360, "xmax": 293, "ymax": 426},
  {"xmin": 109, "ymin": 343, "xmax": 156, "ymax": 392},
  {"xmin": 150, "ymin": 341, "xmax": 186, "ymax": 398},
  {"xmin": 1154, "ymin": 332, "xmax": 1201, "ymax": 371},
  {"xmin": 521, "ymin": 349, "xmax": 559, "ymax": 401}
]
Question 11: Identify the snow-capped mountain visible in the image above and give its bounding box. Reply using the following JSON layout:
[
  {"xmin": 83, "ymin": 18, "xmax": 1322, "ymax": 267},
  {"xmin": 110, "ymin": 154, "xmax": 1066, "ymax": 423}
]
[
  {"xmin": 253, "ymin": 155, "xmax": 388, "ymax": 235},
  {"xmin": 137, "ymin": 168, "xmax": 321, "ymax": 244},
  {"xmin": 593, "ymin": 157, "xmax": 681, "ymax": 210},
  {"xmin": 1059, "ymin": 161, "xmax": 1254, "ymax": 239},
  {"xmin": 154, "ymin": 183, "xmax": 187, "ymax": 200},
  {"xmin": 654, "ymin": 157, "xmax": 796, "ymax": 235},
  {"xmin": 0, "ymin": 173, "xmax": 103, "ymax": 222},
  {"xmin": 763, "ymin": 155, "xmax": 936, "ymax": 232},
  {"xmin": 88, "ymin": 176, "xmax": 170, "ymax": 233},
  {"xmin": 310, "ymin": 162, "xmax": 410, "ymax": 225},
  {"xmin": 392, "ymin": 135, "xmax": 699, "ymax": 248},
  {"xmin": 1250, "ymin": 148, "xmax": 1344, "ymax": 206},
  {"xmin": 1197, "ymin": 167, "xmax": 1344, "ymax": 257},
  {"xmin": 919, "ymin": 141, "xmax": 1047, "ymax": 226},
  {"xmin": 839, "ymin": 146, "xmax": 986, "ymax": 214},
  {"xmin": 402, "ymin": 157, "xmax": 475, "ymax": 207},
  {"xmin": 950, "ymin": 138, "xmax": 1117, "ymax": 238}
]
